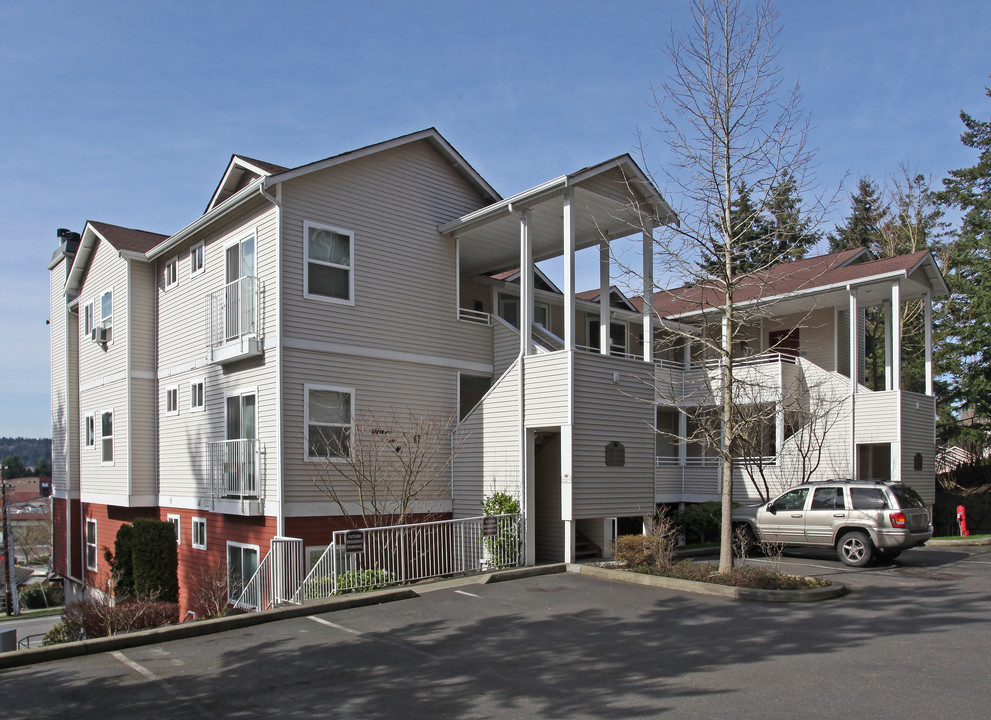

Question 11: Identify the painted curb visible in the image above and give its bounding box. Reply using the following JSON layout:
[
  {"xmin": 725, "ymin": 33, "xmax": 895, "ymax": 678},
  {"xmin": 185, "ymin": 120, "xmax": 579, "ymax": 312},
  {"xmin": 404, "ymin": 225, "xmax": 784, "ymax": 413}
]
[
  {"xmin": 0, "ymin": 588, "xmax": 417, "ymax": 671},
  {"xmin": 926, "ymin": 537, "xmax": 991, "ymax": 547},
  {"xmin": 484, "ymin": 564, "xmax": 567, "ymax": 583},
  {"xmin": 567, "ymin": 563, "xmax": 847, "ymax": 602}
]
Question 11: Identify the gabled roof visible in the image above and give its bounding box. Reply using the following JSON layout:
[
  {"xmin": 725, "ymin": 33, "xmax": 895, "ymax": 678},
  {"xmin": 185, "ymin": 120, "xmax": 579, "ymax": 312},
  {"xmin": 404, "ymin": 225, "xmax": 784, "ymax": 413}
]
[
  {"xmin": 639, "ymin": 248, "xmax": 947, "ymax": 320},
  {"xmin": 206, "ymin": 154, "xmax": 290, "ymax": 213},
  {"xmin": 489, "ymin": 267, "xmax": 562, "ymax": 294},
  {"xmin": 576, "ymin": 286, "xmax": 639, "ymax": 312},
  {"xmin": 66, "ymin": 221, "xmax": 169, "ymax": 295}
]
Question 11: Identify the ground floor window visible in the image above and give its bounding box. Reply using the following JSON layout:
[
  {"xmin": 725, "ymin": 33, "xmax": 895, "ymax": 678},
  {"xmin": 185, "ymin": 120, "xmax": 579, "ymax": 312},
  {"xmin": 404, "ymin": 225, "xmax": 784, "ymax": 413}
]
[
  {"xmin": 192, "ymin": 518, "xmax": 207, "ymax": 549},
  {"xmin": 227, "ymin": 541, "xmax": 260, "ymax": 607},
  {"xmin": 85, "ymin": 519, "xmax": 97, "ymax": 571}
]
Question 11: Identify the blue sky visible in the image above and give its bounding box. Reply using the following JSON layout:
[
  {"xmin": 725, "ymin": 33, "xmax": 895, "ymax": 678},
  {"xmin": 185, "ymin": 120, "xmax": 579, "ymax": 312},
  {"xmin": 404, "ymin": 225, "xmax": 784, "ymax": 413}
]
[{"xmin": 1, "ymin": 0, "xmax": 989, "ymax": 439}]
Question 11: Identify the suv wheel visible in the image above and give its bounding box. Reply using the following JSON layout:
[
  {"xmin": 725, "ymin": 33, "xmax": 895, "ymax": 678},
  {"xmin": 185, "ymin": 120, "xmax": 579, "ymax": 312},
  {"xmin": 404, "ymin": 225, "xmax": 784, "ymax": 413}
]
[{"xmin": 837, "ymin": 531, "xmax": 874, "ymax": 567}]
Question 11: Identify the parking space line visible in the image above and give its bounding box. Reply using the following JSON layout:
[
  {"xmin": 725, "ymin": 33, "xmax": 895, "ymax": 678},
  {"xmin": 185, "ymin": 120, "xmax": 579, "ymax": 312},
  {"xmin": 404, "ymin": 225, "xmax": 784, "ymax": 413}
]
[
  {"xmin": 454, "ymin": 590, "xmax": 481, "ymax": 598},
  {"xmin": 307, "ymin": 615, "xmax": 361, "ymax": 635},
  {"xmin": 111, "ymin": 651, "xmax": 210, "ymax": 718}
]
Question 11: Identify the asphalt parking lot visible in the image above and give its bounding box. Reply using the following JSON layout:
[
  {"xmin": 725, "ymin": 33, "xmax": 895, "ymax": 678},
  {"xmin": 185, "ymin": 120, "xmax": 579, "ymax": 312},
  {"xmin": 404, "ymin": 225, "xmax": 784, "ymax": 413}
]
[{"xmin": 4, "ymin": 545, "xmax": 990, "ymax": 719}]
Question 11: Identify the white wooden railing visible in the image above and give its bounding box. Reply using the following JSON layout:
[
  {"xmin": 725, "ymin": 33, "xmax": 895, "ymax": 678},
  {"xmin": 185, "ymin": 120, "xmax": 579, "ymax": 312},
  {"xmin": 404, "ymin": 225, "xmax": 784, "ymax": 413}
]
[{"xmin": 458, "ymin": 308, "xmax": 492, "ymax": 325}]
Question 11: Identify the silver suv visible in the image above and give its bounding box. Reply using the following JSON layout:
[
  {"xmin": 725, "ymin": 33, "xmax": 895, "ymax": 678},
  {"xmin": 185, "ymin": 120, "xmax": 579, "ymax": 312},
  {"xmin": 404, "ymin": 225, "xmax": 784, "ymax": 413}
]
[{"xmin": 732, "ymin": 480, "xmax": 933, "ymax": 567}]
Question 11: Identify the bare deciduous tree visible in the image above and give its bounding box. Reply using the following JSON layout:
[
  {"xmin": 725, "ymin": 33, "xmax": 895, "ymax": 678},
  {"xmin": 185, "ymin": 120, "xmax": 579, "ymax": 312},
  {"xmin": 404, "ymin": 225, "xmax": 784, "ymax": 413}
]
[{"xmin": 308, "ymin": 409, "xmax": 464, "ymax": 528}]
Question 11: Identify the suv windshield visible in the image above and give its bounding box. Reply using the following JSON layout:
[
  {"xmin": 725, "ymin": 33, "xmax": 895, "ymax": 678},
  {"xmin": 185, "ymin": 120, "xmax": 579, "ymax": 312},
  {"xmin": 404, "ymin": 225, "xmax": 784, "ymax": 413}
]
[{"xmin": 890, "ymin": 485, "xmax": 926, "ymax": 509}]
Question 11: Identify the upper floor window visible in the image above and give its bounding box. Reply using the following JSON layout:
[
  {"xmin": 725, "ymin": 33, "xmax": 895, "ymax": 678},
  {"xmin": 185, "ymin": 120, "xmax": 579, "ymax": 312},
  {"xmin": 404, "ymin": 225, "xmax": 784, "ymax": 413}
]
[
  {"xmin": 304, "ymin": 221, "xmax": 353, "ymax": 304},
  {"xmin": 166, "ymin": 386, "xmax": 180, "ymax": 415},
  {"xmin": 84, "ymin": 302, "xmax": 94, "ymax": 339},
  {"xmin": 165, "ymin": 256, "xmax": 179, "ymax": 289},
  {"xmin": 84, "ymin": 413, "xmax": 95, "ymax": 449},
  {"xmin": 305, "ymin": 385, "xmax": 353, "ymax": 459},
  {"xmin": 190, "ymin": 242, "xmax": 204, "ymax": 276},
  {"xmin": 100, "ymin": 289, "xmax": 113, "ymax": 344},
  {"xmin": 190, "ymin": 380, "xmax": 205, "ymax": 411},
  {"xmin": 101, "ymin": 410, "xmax": 114, "ymax": 464}
]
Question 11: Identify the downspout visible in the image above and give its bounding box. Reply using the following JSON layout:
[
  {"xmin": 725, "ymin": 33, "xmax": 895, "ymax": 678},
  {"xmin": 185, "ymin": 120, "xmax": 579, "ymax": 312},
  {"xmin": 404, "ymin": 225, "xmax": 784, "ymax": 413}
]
[
  {"xmin": 258, "ymin": 180, "xmax": 284, "ymax": 537},
  {"xmin": 508, "ymin": 202, "xmax": 530, "ymax": 564}
]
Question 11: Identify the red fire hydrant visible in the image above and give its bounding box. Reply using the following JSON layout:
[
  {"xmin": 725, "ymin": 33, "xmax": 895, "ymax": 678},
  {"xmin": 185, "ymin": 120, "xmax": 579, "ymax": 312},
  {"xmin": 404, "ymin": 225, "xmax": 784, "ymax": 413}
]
[{"xmin": 957, "ymin": 505, "xmax": 970, "ymax": 537}]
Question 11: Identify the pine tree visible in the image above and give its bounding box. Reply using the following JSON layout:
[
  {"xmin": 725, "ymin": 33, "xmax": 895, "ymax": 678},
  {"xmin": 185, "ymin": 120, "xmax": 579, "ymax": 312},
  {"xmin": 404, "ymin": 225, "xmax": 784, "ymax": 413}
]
[
  {"xmin": 936, "ymin": 87, "xmax": 991, "ymax": 436},
  {"xmin": 828, "ymin": 176, "xmax": 888, "ymax": 253}
]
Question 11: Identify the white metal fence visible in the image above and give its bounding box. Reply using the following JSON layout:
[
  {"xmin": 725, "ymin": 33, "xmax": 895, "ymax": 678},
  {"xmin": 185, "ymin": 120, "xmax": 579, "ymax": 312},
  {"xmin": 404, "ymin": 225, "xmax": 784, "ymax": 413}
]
[
  {"xmin": 231, "ymin": 536, "xmax": 303, "ymax": 611},
  {"xmin": 208, "ymin": 275, "xmax": 259, "ymax": 350},
  {"xmin": 209, "ymin": 438, "xmax": 258, "ymax": 499},
  {"xmin": 292, "ymin": 514, "xmax": 522, "ymax": 602}
]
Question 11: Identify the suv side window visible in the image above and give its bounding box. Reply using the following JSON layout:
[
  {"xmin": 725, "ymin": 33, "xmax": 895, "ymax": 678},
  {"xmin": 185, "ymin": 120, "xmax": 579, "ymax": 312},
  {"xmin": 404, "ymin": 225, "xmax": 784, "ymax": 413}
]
[
  {"xmin": 850, "ymin": 487, "xmax": 889, "ymax": 510},
  {"xmin": 811, "ymin": 487, "xmax": 845, "ymax": 510},
  {"xmin": 775, "ymin": 488, "xmax": 809, "ymax": 511}
]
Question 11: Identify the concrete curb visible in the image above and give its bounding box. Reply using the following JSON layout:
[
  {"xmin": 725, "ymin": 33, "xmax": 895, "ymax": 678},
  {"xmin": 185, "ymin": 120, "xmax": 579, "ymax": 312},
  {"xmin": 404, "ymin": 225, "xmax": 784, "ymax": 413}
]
[
  {"xmin": 0, "ymin": 588, "xmax": 416, "ymax": 671},
  {"xmin": 483, "ymin": 564, "xmax": 567, "ymax": 583},
  {"xmin": 567, "ymin": 563, "xmax": 847, "ymax": 602},
  {"xmin": 926, "ymin": 537, "xmax": 991, "ymax": 547}
]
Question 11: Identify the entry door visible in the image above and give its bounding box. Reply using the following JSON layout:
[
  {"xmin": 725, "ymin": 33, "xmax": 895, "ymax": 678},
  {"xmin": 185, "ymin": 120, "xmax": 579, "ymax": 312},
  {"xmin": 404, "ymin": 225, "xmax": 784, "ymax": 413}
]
[
  {"xmin": 225, "ymin": 237, "xmax": 256, "ymax": 339},
  {"xmin": 758, "ymin": 487, "xmax": 809, "ymax": 543},
  {"xmin": 769, "ymin": 329, "xmax": 799, "ymax": 357}
]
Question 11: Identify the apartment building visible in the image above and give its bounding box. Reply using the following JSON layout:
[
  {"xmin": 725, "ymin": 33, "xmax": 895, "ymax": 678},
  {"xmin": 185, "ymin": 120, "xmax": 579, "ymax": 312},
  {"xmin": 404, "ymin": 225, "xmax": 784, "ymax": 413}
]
[{"xmin": 49, "ymin": 129, "xmax": 944, "ymax": 613}]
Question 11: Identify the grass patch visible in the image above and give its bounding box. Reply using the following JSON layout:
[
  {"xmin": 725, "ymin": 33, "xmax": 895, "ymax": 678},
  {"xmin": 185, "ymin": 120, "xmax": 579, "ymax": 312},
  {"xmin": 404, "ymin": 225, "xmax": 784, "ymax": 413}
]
[
  {"xmin": 630, "ymin": 560, "xmax": 830, "ymax": 591},
  {"xmin": 932, "ymin": 533, "xmax": 991, "ymax": 540},
  {"xmin": 0, "ymin": 606, "xmax": 65, "ymax": 622}
]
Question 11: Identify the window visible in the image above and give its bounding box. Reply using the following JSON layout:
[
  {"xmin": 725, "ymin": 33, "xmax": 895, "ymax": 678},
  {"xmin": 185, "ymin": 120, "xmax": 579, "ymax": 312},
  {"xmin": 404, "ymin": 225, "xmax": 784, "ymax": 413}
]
[
  {"xmin": 100, "ymin": 289, "xmax": 113, "ymax": 343},
  {"xmin": 86, "ymin": 519, "xmax": 97, "ymax": 571},
  {"xmin": 101, "ymin": 410, "xmax": 114, "ymax": 463},
  {"xmin": 774, "ymin": 488, "xmax": 809, "ymax": 511},
  {"xmin": 190, "ymin": 380, "xmax": 205, "ymax": 411},
  {"xmin": 850, "ymin": 487, "xmax": 889, "ymax": 510},
  {"xmin": 190, "ymin": 242, "xmax": 204, "ymax": 276},
  {"xmin": 305, "ymin": 386, "xmax": 353, "ymax": 459},
  {"xmin": 84, "ymin": 414, "xmax": 95, "ymax": 448},
  {"xmin": 167, "ymin": 514, "xmax": 180, "ymax": 544},
  {"xmin": 164, "ymin": 256, "xmax": 178, "ymax": 289},
  {"xmin": 84, "ymin": 301, "xmax": 94, "ymax": 339},
  {"xmin": 192, "ymin": 518, "xmax": 207, "ymax": 550},
  {"xmin": 227, "ymin": 542, "xmax": 260, "ymax": 606},
  {"xmin": 304, "ymin": 221, "xmax": 353, "ymax": 303},
  {"xmin": 166, "ymin": 386, "xmax": 179, "ymax": 415},
  {"xmin": 306, "ymin": 545, "xmax": 328, "ymax": 573},
  {"xmin": 810, "ymin": 487, "xmax": 846, "ymax": 511}
]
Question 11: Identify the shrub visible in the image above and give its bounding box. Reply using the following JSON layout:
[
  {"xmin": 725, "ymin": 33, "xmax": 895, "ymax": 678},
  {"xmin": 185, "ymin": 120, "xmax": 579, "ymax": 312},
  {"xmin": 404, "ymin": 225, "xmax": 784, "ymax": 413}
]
[
  {"xmin": 106, "ymin": 523, "xmax": 135, "ymax": 599},
  {"xmin": 676, "ymin": 502, "xmax": 723, "ymax": 545},
  {"xmin": 630, "ymin": 560, "xmax": 829, "ymax": 590},
  {"xmin": 613, "ymin": 510, "xmax": 677, "ymax": 570},
  {"xmin": 58, "ymin": 596, "xmax": 179, "ymax": 638},
  {"xmin": 18, "ymin": 582, "xmax": 64, "ymax": 610},
  {"xmin": 481, "ymin": 492, "xmax": 522, "ymax": 568},
  {"xmin": 42, "ymin": 616, "xmax": 84, "ymax": 646},
  {"xmin": 335, "ymin": 568, "xmax": 395, "ymax": 593},
  {"xmin": 131, "ymin": 518, "xmax": 179, "ymax": 603}
]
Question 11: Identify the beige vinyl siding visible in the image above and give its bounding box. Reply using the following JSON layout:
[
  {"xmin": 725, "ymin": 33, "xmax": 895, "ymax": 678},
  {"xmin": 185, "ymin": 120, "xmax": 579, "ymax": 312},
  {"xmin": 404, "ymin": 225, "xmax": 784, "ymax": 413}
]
[
  {"xmin": 156, "ymin": 201, "xmax": 280, "ymax": 510},
  {"xmin": 78, "ymin": 381, "xmax": 129, "ymax": 498},
  {"xmin": 523, "ymin": 352, "xmax": 569, "ymax": 428},
  {"xmin": 50, "ymin": 258, "xmax": 74, "ymax": 495},
  {"xmin": 492, "ymin": 320, "xmax": 519, "ymax": 380},
  {"xmin": 279, "ymin": 140, "xmax": 492, "ymax": 369},
  {"xmin": 900, "ymin": 392, "xmax": 936, "ymax": 505},
  {"xmin": 452, "ymin": 362, "xmax": 522, "ymax": 517},
  {"xmin": 766, "ymin": 308, "xmax": 835, "ymax": 370},
  {"xmin": 128, "ymin": 260, "xmax": 157, "ymax": 498},
  {"xmin": 129, "ymin": 377, "xmax": 157, "ymax": 498},
  {"xmin": 855, "ymin": 391, "xmax": 900, "ymax": 444},
  {"xmin": 572, "ymin": 353, "xmax": 655, "ymax": 518},
  {"xmin": 281, "ymin": 348, "xmax": 460, "ymax": 514}
]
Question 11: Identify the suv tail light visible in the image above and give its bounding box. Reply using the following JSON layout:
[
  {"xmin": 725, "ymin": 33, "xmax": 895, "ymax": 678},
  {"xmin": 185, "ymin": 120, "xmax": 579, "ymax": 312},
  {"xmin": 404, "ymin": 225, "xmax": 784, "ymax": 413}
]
[{"xmin": 889, "ymin": 511, "xmax": 907, "ymax": 528}]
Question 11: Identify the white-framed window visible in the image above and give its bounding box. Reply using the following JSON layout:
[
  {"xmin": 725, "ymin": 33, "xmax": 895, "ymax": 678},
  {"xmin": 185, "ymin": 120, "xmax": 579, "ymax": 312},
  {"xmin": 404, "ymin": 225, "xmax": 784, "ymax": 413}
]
[
  {"xmin": 192, "ymin": 517, "xmax": 207, "ymax": 550},
  {"xmin": 189, "ymin": 242, "xmax": 204, "ymax": 276},
  {"xmin": 164, "ymin": 256, "xmax": 179, "ymax": 289},
  {"xmin": 166, "ymin": 386, "xmax": 180, "ymax": 415},
  {"xmin": 305, "ymin": 385, "xmax": 353, "ymax": 459},
  {"xmin": 84, "ymin": 301, "xmax": 94, "ymax": 339},
  {"xmin": 304, "ymin": 221, "xmax": 354, "ymax": 304},
  {"xmin": 99, "ymin": 289, "xmax": 113, "ymax": 344},
  {"xmin": 306, "ymin": 545, "xmax": 328, "ymax": 573},
  {"xmin": 101, "ymin": 409, "xmax": 114, "ymax": 464},
  {"xmin": 84, "ymin": 413, "xmax": 95, "ymax": 449},
  {"xmin": 167, "ymin": 513, "xmax": 180, "ymax": 544},
  {"xmin": 227, "ymin": 541, "xmax": 260, "ymax": 605},
  {"xmin": 190, "ymin": 380, "xmax": 205, "ymax": 411},
  {"xmin": 85, "ymin": 518, "xmax": 98, "ymax": 571}
]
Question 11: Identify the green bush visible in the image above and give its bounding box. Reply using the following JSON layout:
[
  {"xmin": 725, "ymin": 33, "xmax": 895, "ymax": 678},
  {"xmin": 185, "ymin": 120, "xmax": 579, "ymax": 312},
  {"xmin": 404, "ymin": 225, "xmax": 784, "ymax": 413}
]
[
  {"xmin": 631, "ymin": 560, "xmax": 829, "ymax": 590},
  {"xmin": 106, "ymin": 523, "xmax": 135, "ymax": 599},
  {"xmin": 336, "ymin": 568, "xmax": 395, "ymax": 593},
  {"xmin": 18, "ymin": 583, "xmax": 64, "ymax": 609},
  {"xmin": 481, "ymin": 492, "xmax": 521, "ymax": 568},
  {"xmin": 42, "ymin": 616, "xmax": 84, "ymax": 646},
  {"xmin": 131, "ymin": 518, "xmax": 179, "ymax": 603},
  {"xmin": 676, "ymin": 502, "xmax": 723, "ymax": 545}
]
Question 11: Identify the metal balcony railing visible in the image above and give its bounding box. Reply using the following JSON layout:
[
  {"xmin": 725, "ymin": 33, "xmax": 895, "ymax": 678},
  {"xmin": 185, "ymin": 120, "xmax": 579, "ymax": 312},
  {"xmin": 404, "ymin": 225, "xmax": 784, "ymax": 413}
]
[
  {"xmin": 209, "ymin": 438, "xmax": 258, "ymax": 500},
  {"xmin": 207, "ymin": 276, "xmax": 259, "ymax": 352}
]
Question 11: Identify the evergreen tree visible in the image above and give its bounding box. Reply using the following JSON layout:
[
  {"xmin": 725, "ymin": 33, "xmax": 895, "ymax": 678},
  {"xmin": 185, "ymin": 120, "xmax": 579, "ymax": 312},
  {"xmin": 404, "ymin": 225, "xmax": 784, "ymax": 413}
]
[
  {"xmin": 936, "ymin": 87, "xmax": 991, "ymax": 436},
  {"xmin": 828, "ymin": 176, "xmax": 888, "ymax": 253}
]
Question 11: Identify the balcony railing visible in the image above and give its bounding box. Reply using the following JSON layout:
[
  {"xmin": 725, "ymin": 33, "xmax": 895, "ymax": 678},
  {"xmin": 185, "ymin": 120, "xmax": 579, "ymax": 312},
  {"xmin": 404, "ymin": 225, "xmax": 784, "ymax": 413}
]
[
  {"xmin": 207, "ymin": 276, "xmax": 261, "ymax": 363},
  {"xmin": 209, "ymin": 438, "xmax": 258, "ymax": 500}
]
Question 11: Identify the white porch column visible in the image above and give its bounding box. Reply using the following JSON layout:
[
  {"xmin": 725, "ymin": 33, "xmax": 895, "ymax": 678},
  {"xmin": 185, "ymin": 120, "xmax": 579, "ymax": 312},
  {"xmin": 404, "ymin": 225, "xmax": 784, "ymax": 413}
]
[
  {"xmin": 849, "ymin": 288, "xmax": 858, "ymax": 480},
  {"xmin": 520, "ymin": 209, "xmax": 533, "ymax": 358},
  {"xmin": 642, "ymin": 223, "xmax": 654, "ymax": 362},
  {"xmin": 599, "ymin": 239, "xmax": 610, "ymax": 355},
  {"xmin": 924, "ymin": 291, "xmax": 933, "ymax": 395},
  {"xmin": 562, "ymin": 425, "xmax": 574, "ymax": 563},
  {"xmin": 884, "ymin": 300, "xmax": 893, "ymax": 390},
  {"xmin": 563, "ymin": 189, "xmax": 576, "ymax": 351},
  {"xmin": 891, "ymin": 280, "xmax": 902, "ymax": 392}
]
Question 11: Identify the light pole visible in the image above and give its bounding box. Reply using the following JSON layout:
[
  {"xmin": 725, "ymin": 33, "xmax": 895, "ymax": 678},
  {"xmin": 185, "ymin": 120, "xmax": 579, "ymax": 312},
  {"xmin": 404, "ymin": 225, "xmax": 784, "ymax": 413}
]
[{"xmin": 1, "ymin": 465, "xmax": 20, "ymax": 616}]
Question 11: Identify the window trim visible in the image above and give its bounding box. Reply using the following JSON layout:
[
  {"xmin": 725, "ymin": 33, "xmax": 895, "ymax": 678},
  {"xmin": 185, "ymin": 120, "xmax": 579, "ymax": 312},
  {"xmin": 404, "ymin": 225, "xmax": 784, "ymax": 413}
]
[
  {"xmin": 304, "ymin": 384, "xmax": 354, "ymax": 461},
  {"xmin": 84, "ymin": 301, "xmax": 94, "ymax": 340},
  {"xmin": 85, "ymin": 518, "xmax": 98, "ymax": 571},
  {"xmin": 189, "ymin": 242, "xmax": 204, "ymax": 277},
  {"xmin": 167, "ymin": 513, "xmax": 181, "ymax": 545},
  {"xmin": 303, "ymin": 220, "xmax": 355, "ymax": 306},
  {"xmin": 84, "ymin": 413, "xmax": 95, "ymax": 449},
  {"xmin": 226, "ymin": 540, "xmax": 260, "ymax": 604},
  {"xmin": 166, "ymin": 385, "xmax": 180, "ymax": 416},
  {"xmin": 192, "ymin": 517, "xmax": 207, "ymax": 550},
  {"xmin": 164, "ymin": 256, "xmax": 179, "ymax": 290},
  {"xmin": 190, "ymin": 379, "xmax": 205, "ymax": 412},
  {"xmin": 99, "ymin": 288, "xmax": 114, "ymax": 345},
  {"xmin": 101, "ymin": 409, "xmax": 114, "ymax": 465}
]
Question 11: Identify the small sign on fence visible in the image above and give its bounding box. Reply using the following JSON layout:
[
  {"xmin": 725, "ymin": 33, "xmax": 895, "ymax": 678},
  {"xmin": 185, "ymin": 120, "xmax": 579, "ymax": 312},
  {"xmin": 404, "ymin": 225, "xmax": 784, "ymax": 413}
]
[
  {"xmin": 482, "ymin": 515, "xmax": 498, "ymax": 537},
  {"xmin": 345, "ymin": 530, "xmax": 365, "ymax": 553}
]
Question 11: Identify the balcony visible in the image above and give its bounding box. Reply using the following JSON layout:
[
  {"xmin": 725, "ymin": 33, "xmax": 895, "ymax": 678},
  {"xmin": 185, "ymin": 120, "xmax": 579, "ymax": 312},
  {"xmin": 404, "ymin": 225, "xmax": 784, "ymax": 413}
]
[
  {"xmin": 654, "ymin": 352, "xmax": 801, "ymax": 406},
  {"xmin": 208, "ymin": 276, "xmax": 261, "ymax": 364},
  {"xmin": 209, "ymin": 438, "xmax": 262, "ymax": 515}
]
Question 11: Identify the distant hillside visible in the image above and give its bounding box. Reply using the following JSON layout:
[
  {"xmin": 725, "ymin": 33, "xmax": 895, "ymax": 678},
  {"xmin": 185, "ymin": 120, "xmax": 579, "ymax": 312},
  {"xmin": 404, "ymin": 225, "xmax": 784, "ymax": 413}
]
[{"xmin": 0, "ymin": 437, "xmax": 52, "ymax": 468}]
